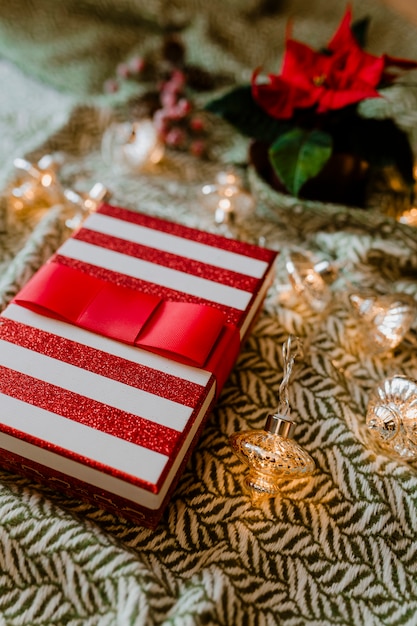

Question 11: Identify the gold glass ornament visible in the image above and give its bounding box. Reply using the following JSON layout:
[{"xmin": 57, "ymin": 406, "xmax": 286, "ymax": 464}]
[
  {"xmin": 366, "ymin": 375, "xmax": 417, "ymax": 461},
  {"xmin": 7, "ymin": 155, "xmax": 63, "ymax": 215},
  {"xmin": 6, "ymin": 153, "xmax": 109, "ymax": 228},
  {"xmin": 348, "ymin": 292, "xmax": 417, "ymax": 354},
  {"xmin": 64, "ymin": 182, "xmax": 110, "ymax": 229},
  {"xmin": 101, "ymin": 120, "xmax": 164, "ymax": 172},
  {"xmin": 285, "ymin": 250, "xmax": 338, "ymax": 312},
  {"xmin": 201, "ymin": 170, "xmax": 254, "ymax": 225},
  {"xmin": 230, "ymin": 335, "xmax": 315, "ymax": 502}
]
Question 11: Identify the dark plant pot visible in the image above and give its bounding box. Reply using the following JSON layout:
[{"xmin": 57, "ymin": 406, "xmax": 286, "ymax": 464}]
[
  {"xmin": 247, "ymin": 163, "xmax": 417, "ymax": 242},
  {"xmin": 249, "ymin": 140, "xmax": 371, "ymax": 208}
]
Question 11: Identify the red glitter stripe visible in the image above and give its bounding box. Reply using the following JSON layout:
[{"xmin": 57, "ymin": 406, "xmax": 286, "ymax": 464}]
[
  {"xmin": 98, "ymin": 203, "xmax": 276, "ymax": 263},
  {"xmin": 0, "ymin": 318, "xmax": 204, "ymax": 408},
  {"xmin": 75, "ymin": 228, "xmax": 259, "ymax": 292},
  {"xmin": 0, "ymin": 364, "xmax": 179, "ymax": 457},
  {"xmin": 54, "ymin": 254, "xmax": 244, "ymax": 327}
]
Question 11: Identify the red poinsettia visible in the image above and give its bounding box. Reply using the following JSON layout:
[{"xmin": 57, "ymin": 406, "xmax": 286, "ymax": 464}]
[
  {"xmin": 252, "ymin": 6, "xmax": 417, "ymax": 119},
  {"xmin": 207, "ymin": 7, "xmax": 417, "ymax": 203}
]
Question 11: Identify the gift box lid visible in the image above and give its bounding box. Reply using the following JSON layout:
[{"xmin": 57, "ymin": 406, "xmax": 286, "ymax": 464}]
[{"xmin": 0, "ymin": 203, "xmax": 277, "ymax": 523}]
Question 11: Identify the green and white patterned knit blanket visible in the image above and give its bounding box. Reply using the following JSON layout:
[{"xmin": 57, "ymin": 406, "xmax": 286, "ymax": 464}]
[{"xmin": 0, "ymin": 1, "xmax": 417, "ymax": 624}]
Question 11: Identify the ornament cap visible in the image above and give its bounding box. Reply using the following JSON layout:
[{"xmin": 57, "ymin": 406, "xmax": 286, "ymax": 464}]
[{"xmin": 265, "ymin": 413, "xmax": 296, "ymax": 438}]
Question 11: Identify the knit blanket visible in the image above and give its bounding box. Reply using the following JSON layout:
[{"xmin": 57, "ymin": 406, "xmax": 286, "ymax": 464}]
[{"xmin": 0, "ymin": 1, "xmax": 417, "ymax": 624}]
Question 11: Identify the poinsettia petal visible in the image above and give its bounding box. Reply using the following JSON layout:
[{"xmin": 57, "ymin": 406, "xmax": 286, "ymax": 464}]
[
  {"xmin": 383, "ymin": 54, "xmax": 417, "ymax": 70},
  {"xmin": 282, "ymin": 39, "xmax": 329, "ymax": 87},
  {"xmin": 252, "ymin": 70, "xmax": 292, "ymax": 119},
  {"xmin": 333, "ymin": 47, "xmax": 384, "ymax": 87},
  {"xmin": 355, "ymin": 53, "xmax": 385, "ymax": 86},
  {"xmin": 252, "ymin": 74, "xmax": 318, "ymax": 119},
  {"xmin": 317, "ymin": 86, "xmax": 380, "ymax": 112},
  {"xmin": 327, "ymin": 5, "xmax": 355, "ymax": 52},
  {"xmin": 381, "ymin": 54, "xmax": 417, "ymax": 82},
  {"xmin": 324, "ymin": 44, "xmax": 384, "ymax": 92}
]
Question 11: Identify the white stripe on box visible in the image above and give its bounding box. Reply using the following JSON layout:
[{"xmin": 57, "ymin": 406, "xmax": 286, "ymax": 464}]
[
  {"xmin": 0, "ymin": 381, "xmax": 216, "ymax": 509},
  {"xmin": 0, "ymin": 393, "xmax": 168, "ymax": 486},
  {"xmin": 239, "ymin": 262, "xmax": 276, "ymax": 339},
  {"xmin": 3, "ymin": 304, "xmax": 213, "ymax": 387},
  {"xmin": 84, "ymin": 212, "xmax": 269, "ymax": 279},
  {"xmin": 58, "ymin": 238, "xmax": 252, "ymax": 310},
  {"xmin": 0, "ymin": 339, "xmax": 193, "ymax": 432}
]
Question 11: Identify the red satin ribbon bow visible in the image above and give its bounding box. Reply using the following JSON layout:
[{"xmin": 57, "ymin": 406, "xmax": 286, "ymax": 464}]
[{"xmin": 14, "ymin": 262, "xmax": 237, "ymax": 372}]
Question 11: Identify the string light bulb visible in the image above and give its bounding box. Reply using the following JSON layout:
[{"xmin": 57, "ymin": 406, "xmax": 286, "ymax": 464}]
[
  {"xmin": 284, "ymin": 250, "xmax": 338, "ymax": 312},
  {"xmin": 230, "ymin": 335, "xmax": 315, "ymax": 502},
  {"xmin": 6, "ymin": 153, "xmax": 109, "ymax": 228},
  {"xmin": 7, "ymin": 155, "xmax": 63, "ymax": 214},
  {"xmin": 348, "ymin": 291, "xmax": 417, "ymax": 354},
  {"xmin": 201, "ymin": 170, "xmax": 254, "ymax": 225},
  {"xmin": 101, "ymin": 120, "xmax": 164, "ymax": 172},
  {"xmin": 366, "ymin": 375, "xmax": 417, "ymax": 461},
  {"xmin": 64, "ymin": 182, "xmax": 110, "ymax": 230}
]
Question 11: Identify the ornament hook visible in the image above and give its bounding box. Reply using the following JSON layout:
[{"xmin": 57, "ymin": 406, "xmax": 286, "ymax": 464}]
[{"xmin": 276, "ymin": 334, "xmax": 304, "ymax": 418}]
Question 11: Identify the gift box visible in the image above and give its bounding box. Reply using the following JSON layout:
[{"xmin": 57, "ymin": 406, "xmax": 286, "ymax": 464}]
[{"xmin": 0, "ymin": 203, "xmax": 277, "ymax": 527}]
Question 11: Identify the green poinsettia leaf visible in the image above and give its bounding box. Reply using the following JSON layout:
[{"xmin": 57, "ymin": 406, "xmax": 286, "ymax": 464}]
[
  {"xmin": 205, "ymin": 85, "xmax": 290, "ymax": 142},
  {"xmin": 269, "ymin": 128, "xmax": 333, "ymax": 196}
]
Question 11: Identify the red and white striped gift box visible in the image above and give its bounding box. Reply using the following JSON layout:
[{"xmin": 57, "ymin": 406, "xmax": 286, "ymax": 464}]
[{"xmin": 0, "ymin": 204, "xmax": 277, "ymax": 527}]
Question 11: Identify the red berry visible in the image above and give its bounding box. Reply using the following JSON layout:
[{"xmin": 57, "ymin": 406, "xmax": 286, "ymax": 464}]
[
  {"xmin": 104, "ymin": 79, "xmax": 119, "ymax": 93},
  {"xmin": 190, "ymin": 116, "xmax": 205, "ymax": 132},
  {"xmin": 129, "ymin": 56, "xmax": 146, "ymax": 74},
  {"xmin": 176, "ymin": 98, "xmax": 191, "ymax": 116},
  {"xmin": 116, "ymin": 63, "xmax": 130, "ymax": 79},
  {"xmin": 153, "ymin": 109, "xmax": 170, "ymax": 133},
  {"xmin": 165, "ymin": 127, "xmax": 186, "ymax": 147},
  {"xmin": 161, "ymin": 90, "xmax": 177, "ymax": 109},
  {"xmin": 170, "ymin": 69, "xmax": 186, "ymax": 90},
  {"xmin": 190, "ymin": 140, "xmax": 205, "ymax": 157}
]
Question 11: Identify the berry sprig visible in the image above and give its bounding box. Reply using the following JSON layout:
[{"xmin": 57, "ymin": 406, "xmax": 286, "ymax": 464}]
[
  {"xmin": 153, "ymin": 69, "xmax": 207, "ymax": 157},
  {"xmin": 104, "ymin": 55, "xmax": 147, "ymax": 94},
  {"xmin": 103, "ymin": 36, "xmax": 214, "ymax": 158}
]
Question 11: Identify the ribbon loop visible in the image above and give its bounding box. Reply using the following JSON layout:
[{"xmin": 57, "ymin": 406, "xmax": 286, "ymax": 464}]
[{"xmin": 14, "ymin": 261, "xmax": 231, "ymax": 368}]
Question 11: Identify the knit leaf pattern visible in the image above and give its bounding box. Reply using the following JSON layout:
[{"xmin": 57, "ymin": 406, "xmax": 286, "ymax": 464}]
[{"xmin": 1, "ymin": 1, "xmax": 417, "ymax": 624}]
